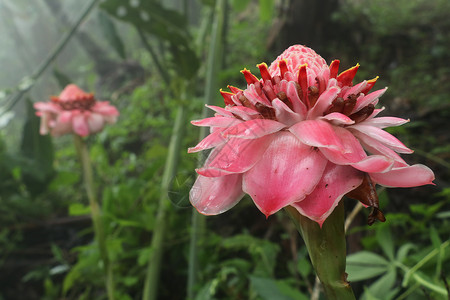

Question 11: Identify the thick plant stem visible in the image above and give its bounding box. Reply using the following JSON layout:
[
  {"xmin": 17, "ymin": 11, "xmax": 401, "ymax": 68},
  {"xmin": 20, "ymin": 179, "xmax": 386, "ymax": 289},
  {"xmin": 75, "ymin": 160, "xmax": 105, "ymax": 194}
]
[
  {"xmin": 285, "ymin": 203, "xmax": 356, "ymax": 300},
  {"xmin": 73, "ymin": 135, "xmax": 114, "ymax": 300},
  {"xmin": 143, "ymin": 105, "xmax": 186, "ymax": 300},
  {"xmin": 187, "ymin": 1, "xmax": 227, "ymax": 299}
]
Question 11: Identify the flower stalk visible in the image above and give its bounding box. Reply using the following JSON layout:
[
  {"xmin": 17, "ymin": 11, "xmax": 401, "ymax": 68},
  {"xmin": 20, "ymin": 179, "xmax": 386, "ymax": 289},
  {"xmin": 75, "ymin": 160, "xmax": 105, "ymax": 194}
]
[
  {"xmin": 143, "ymin": 104, "xmax": 186, "ymax": 300},
  {"xmin": 73, "ymin": 135, "xmax": 114, "ymax": 300},
  {"xmin": 285, "ymin": 203, "xmax": 356, "ymax": 300},
  {"xmin": 187, "ymin": 0, "xmax": 227, "ymax": 298}
]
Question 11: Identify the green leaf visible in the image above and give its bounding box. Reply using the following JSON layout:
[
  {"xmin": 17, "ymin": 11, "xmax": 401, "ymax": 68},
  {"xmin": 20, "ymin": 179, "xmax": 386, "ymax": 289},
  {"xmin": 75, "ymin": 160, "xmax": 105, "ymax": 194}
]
[
  {"xmin": 346, "ymin": 251, "xmax": 389, "ymax": 281},
  {"xmin": 249, "ymin": 276, "xmax": 295, "ymax": 300},
  {"xmin": 195, "ymin": 280, "xmax": 215, "ymax": 300},
  {"xmin": 19, "ymin": 99, "xmax": 55, "ymax": 195},
  {"xmin": 436, "ymin": 210, "xmax": 450, "ymax": 219},
  {"xmin": 396, "ymin": 243, "xmax": 416, "ymax": 262},
  {"xmin": 297, "ymin": 257, "xmax": 312, "ymax": 278},
  {"xmin": 100, "ymin": 0, "xmax": 199, "ymax": 78},
  {"xmin": 365, "ymin": 267, "xmax": 397, "ymax": 299},
  {"xmin": 376, "ymin": 225, "xmax": 395, "ymax": 261},
  {"xmin": 275, "ymin": 280, "xmax": 309, "ymax": 300},
  {"xmin": 68, "ymin": 203, "xmax": 91, "ymax": 216},
  {"xmin": 429, "ymin": 226, "xmax": 441, "ymax": 249},
  {"xmin": 98, "ymin": 10, "xmax": 126, "ymax": 60}
]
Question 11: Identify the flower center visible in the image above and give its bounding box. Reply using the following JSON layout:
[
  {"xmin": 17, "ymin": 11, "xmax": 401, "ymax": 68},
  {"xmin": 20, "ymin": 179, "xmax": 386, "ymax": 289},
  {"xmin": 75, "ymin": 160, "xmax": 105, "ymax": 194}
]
[
  {"xmin": 51, "ymin": 94, "xmax": 96, "ymax": 111},
  {"xmin": 229, "ymin": 62, "xmax": 376, "ymax": 125}
]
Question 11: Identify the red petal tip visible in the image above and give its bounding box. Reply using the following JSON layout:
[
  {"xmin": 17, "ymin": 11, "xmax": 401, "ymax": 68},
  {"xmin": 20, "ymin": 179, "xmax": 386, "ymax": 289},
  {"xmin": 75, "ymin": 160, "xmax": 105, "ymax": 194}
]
[
  {"xmin": 337, "ymin": 63, "xmax": 360, "ymax": 87},
  {"xmin": 220, "ymin": 89, "xmax": 235, "ymax": 105},
  {"xmin": 297, "ymin": 64, "xmax": 309, "ymax": 106},
  {"xmin": 279, "ymin": 59, "xmax": 289, "ymax": 78},
  {"xmin": 361, "ymin": 76, "xmax": 379, "ymax": 94},
  {"xmin": 227, "ymin": 85, "xmax": 243, "ymax": 94},
  {"xmin": 257, "ymin": 62, "xmax": 272, "ymax": 82},
  {"xmin": 240, "ymin": 68, "xmax": 260, "ymax": 85},
  {"xmin": 329, "ymin": 59, "xmax": 340, "ymax": 79}
]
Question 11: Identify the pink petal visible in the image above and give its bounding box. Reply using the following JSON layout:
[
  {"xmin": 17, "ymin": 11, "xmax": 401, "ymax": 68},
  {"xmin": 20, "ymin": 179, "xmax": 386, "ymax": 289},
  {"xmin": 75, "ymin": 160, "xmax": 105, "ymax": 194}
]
[
  {"xmin": 188, "ymin": 127, "xmax": 227, "ymax": 153},
  {"xmin": 315, "ymin": 126, "xmax": 367, "ymax": 165},
  {"xmin": 272, "ymin": 99, "xmax": 302, "ymax": 126},
  {"xmin": 72, "ymin": 113, "xmax": 90, "ymax": 137},
  {"xmin": 92, "ymin": 102, "xmax": 119, "ymax": 116},
  {"xmin": 319, "ymin": 112, "xmax": 355, "ymax": 126},
  {"xmin": 292, "ymin": 163, "xmax": 363, "ymax": 226},
  {"xmin": 307, "ymin": 86, "xmax": 340, "ymax": 119},
  {"xmin": 197, "ymin": 134, "xmax": 273, "ymax": 177},
  {"xmin": 352, "ymin": 88, "xmax": 387, "ymax": 113},
  {"xmin": 243, "ymin": 84, "xmax": 271, "ymax": 106},
  {"xmin": 350, "ymin": 155, "xmax": 394, "ymax": 173},
  {"xmin": 34, "ymin": 102, "xmax": 61, "ymax": 114},
  {"xmin": 39, "ymin": 112, "xmax": 50, "ymax": 135},
  {"xmin": 370, "ymin": 164, "xmax": 435, "ymax": 187},
  {"xmin": 190, "ymin": 174, "xmax": 245, "ymax": 215},
  {"xmin": 227, "ymin": 106, "xmax": 260, "ymax": 120},
  {"xmin": 87, "ymin": 113, "xmax": 105, "ymax": 133},
  {"xmin": 354, "ymin": 130, "xmax": 408, "ymax": 165},
  {"xmin": 51, "ymin": 115, "xmax": 73, "ymax": 136},
  {"xmin": 359, "ymin": 116, "xmax": 410, "ymax": 128},
  {"xmin": 286, "ymin": 81, "xmax": 307, "ymax": 118},
  {"xmin": 342, "ymin": 80, "xmax": 367, "ymax": 99},
  {"xmin": 206, "ymin": 105, "xmax": 234, "ymax": 117},
  {"xmin": 222, "ymin": 119, "xmax": 285, "ymax": 139},
  {"xmin": 243, "ymin": 132, "xmax": 327, "ymax": 216},
  {"xmin": 289, "ymin": 119, "xmax": 345, "ymax": 152},
  {"xmin": 59, "ymin": 111, "xmax": 73, "ymax": 123},
  {"xmin": 349, "ymin": 125, "xmax": 413, "ymax": 154},
  {"xmin": 191, "ymin": 116, "xmax": 241, "ymax": 127}
]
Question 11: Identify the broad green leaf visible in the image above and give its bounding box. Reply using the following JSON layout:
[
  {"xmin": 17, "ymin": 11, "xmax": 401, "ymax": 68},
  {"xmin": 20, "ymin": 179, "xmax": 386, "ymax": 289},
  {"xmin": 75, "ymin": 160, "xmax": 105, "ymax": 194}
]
[
  {"xmin": 249, "ymin": 276, "xmax": 294, "ymax": 300},
  {"xmin": 195, "ymin": 280, "xmax": 215, "ymax": 300},
  {"xmin": 365, "ymin": 267, "xmax": 397, "ymax": 299},
  {"xmin": 347, "ymin": 251, "xmax": 389, "ymax": 265},
  {"xmin": 19, "ymin": 99, "xmax": 54, "ymax": 195},
  {"xmin": 347, "ymin": 251, "xmax": 389, "ymax": 281},
  {"xmin": 275, "ymin": 280, "xmax": 309, "ymax": 300},
  {"xmin": 376, "ymin": 225, "xmax": 395, "ymax": 261},
  {"xmin": 100, "ymin": 0, "xmax": 199, "ymax": 78},
  {"xmin": 297, "ymin": 257, "xmax": 312, "ymax": 278}
]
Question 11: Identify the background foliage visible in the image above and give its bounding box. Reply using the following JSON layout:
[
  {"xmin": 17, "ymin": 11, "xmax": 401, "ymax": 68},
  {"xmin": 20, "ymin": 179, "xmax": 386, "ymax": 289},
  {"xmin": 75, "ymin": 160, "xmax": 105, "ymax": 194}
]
[{"xmin": 0, "ymin": 0, "xmax": 449, "ymax": 299}]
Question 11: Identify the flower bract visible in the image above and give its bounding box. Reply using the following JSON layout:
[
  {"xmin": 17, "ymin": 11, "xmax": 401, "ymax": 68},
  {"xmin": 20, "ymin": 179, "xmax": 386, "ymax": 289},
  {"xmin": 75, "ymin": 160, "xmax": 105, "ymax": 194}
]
[
  {"xmin": 34, "ymin": 84, "xmax": 119, "ymax": 137},
  {"xmin": 189, "ymin": 45, "xmax": 434, "ymax": 226}
]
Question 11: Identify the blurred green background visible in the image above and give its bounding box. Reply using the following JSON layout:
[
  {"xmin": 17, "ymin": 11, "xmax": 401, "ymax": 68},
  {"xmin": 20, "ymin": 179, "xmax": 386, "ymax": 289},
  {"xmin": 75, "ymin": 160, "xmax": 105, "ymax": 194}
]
[{"xmin": 0, "ymin": 0, "xmax": 449, "ymax": 299}]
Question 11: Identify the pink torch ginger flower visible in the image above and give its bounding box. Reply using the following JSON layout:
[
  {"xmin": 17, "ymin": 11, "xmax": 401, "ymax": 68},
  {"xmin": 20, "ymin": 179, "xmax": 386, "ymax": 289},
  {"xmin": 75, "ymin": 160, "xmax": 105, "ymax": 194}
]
[
  {"xmin": 34, "ymin": 84, "xmax": 119, "ymax": 137},
  {"xmin": 189, "ymin": 45, "xmax": 434, "ymax": 226}
]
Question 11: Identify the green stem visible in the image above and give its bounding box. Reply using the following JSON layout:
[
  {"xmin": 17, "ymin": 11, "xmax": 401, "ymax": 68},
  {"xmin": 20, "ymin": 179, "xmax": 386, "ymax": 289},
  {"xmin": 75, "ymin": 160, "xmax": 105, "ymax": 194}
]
[
  {"xmin": 187, "ymin": 1, "xmax": 227, "ymax": 299},
  {"xmin": 73, "ymin": 135, "xmax": 114, "ymax": 300},
  {"xmin": 143, "ymin": 105, "xmax": 186, "ymax": 300},
  {"xmin": 285, "ymin": 203, "xmax": 356, "ymax": 300}
]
